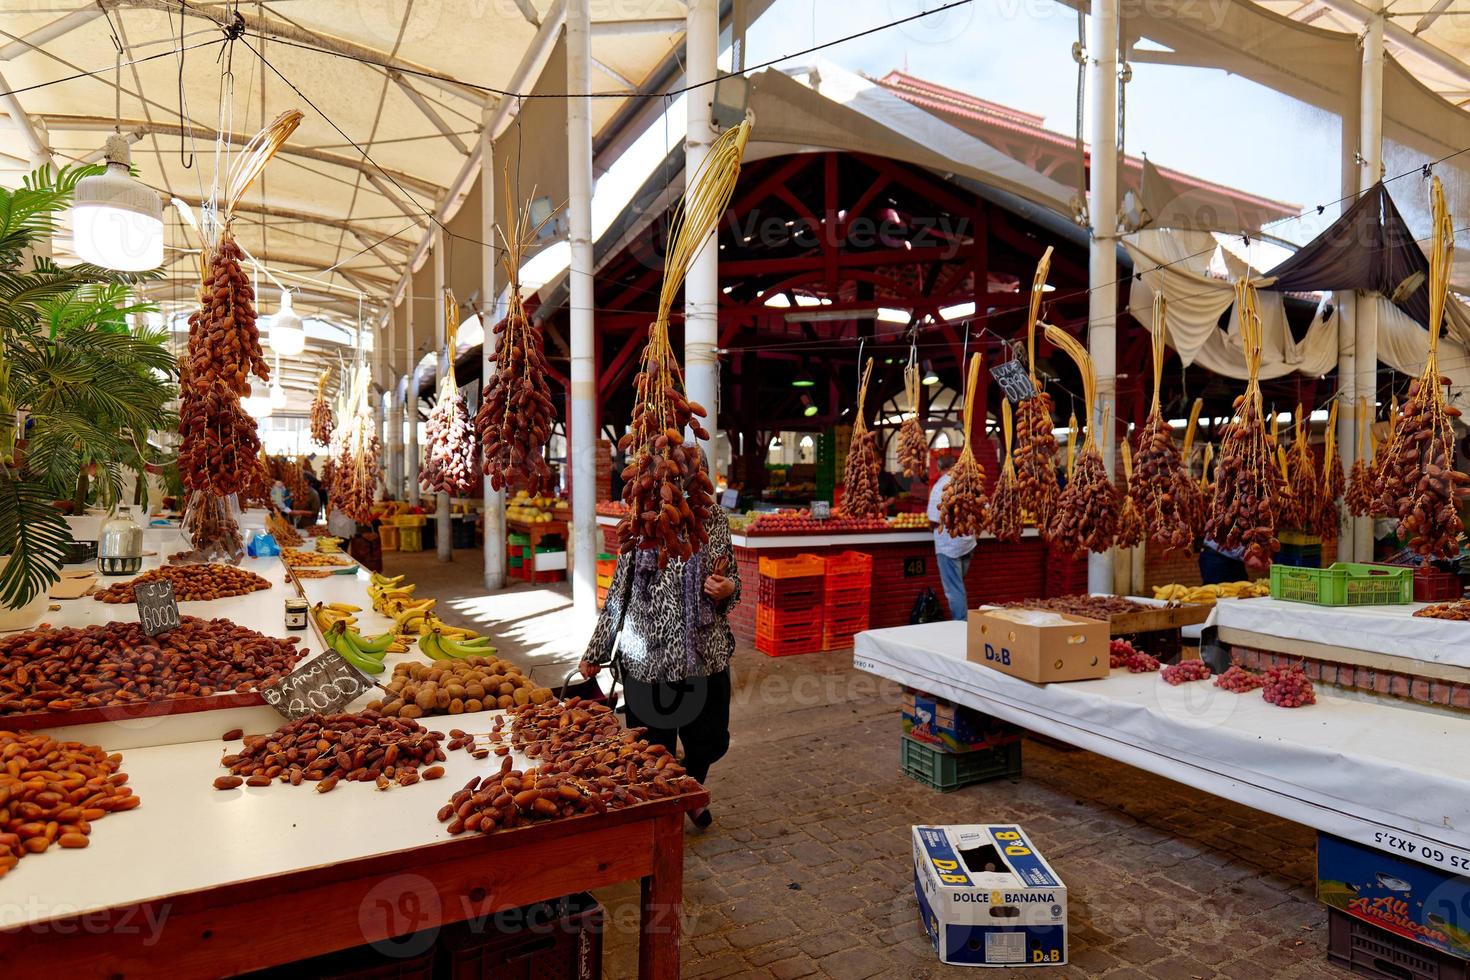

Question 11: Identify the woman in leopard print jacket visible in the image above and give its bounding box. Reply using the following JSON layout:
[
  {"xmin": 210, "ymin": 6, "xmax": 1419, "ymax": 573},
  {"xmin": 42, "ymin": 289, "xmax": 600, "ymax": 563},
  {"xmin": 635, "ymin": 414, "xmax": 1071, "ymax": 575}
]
[{"xmin": 580, "ymin": 508, "xmax": 740, "ymax": 827}]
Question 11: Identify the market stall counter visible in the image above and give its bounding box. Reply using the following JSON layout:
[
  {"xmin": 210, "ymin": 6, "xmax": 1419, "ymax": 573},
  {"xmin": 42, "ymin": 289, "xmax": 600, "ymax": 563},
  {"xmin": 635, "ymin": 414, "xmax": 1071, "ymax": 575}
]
[
  {"xmin": 595, "ymin": 515, "xmax": 1089, "ymax": 645},
  {"xmin": 1216, "ymin": 596, "xmax": 1470, "ymax": 709},
  {"xmin": 854, "ymin": 620, "xmax": 1470, "ymax": 872},
  {"xmin": 0, "ymin": 707, "xmax": 706, "ymax": 979}
]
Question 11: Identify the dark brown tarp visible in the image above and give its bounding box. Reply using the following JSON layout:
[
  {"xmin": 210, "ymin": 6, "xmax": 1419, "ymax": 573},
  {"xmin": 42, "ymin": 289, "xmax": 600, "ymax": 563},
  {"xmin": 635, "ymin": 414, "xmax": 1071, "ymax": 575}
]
[{"xmin": 1262, "ymin": 182, "xmax": 1430, "ymax": 327}]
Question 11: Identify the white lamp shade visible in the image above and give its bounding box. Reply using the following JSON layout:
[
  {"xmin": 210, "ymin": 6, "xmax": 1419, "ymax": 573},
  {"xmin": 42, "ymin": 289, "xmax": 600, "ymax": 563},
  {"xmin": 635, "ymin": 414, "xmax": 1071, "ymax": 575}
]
[
  {"xmin": 242, "ymin": 394, "xmax": 273, "ymax": 420},
  {"xmin": 70, "ymin": 166, "xmax": 164, "ymax": 271},
  {"xmin": 268, "ymin": 382, "xmax": 288, "ymax": 409},
  {"xmin": 270, "ymin": 291, "xmax": 306, "ymax": 357}
]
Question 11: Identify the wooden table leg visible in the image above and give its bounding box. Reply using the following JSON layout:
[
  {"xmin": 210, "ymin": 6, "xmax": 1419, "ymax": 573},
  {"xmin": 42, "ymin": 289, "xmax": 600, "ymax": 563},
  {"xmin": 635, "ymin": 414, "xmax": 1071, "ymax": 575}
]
[{"xmin": 638, "ymin": 810, "xmax": 686, "ymax": 980}]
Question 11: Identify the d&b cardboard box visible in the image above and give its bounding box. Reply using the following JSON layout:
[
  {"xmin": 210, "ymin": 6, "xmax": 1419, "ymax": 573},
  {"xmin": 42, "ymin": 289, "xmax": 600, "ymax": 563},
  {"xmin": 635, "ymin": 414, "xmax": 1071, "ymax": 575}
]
[
  {"xmin": 913, "ymin": 824, "xmax": 1067, "ymax": 967},
  {"xmin": 967, "ymin": 608, "xmax": 1108, "ymax": 683}
]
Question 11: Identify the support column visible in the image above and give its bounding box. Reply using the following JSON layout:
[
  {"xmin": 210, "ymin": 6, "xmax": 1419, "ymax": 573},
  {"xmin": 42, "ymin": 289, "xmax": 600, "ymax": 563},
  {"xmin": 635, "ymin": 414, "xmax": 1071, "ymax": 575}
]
[
  {"xmin": 481, "ymin": 108, "xmax": 506, "ymax": 590},
  {"xmin": 434, "ymin": 232, "xmax": 452, "ymax": 561},
  {"xmin": 684, "ymin": 0, "xmax": 720, "ymax": 474},
  {"xmin": 1087, "ymin": 0, "xmax": 1119, "ymax": 595},
  {"xmin": 392, "ymin": 375, "xmax": 407, "ymax": 497},
  {"xmin": 567, "ymin": 0, "xmax": 598, "ymax": 622},
  {"xmin": 407, "ymin": 292, "xmax": 421, "ymax": 507},
  {"xmin": 1353, "ymin": 6, "xmax": 1385, "ymax": 564}
]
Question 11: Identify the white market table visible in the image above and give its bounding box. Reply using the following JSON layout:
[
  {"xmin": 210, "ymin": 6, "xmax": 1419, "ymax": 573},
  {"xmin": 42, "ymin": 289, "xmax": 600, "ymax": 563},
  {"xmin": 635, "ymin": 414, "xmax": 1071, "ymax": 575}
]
[
  {"xmin": 0, "ymin": 709, "xmax": 705, "ymax": 978},
  {"xmin": 854, "ymin": 621, "xmax": 1470, "ymax": 874},
  {"xmin": 1216, "ymin": 595, "xmax": 1470, "ymax": 675},
  {"xmin": 2, "ymin": 556, "xmax": 706, "ymax": 978}
]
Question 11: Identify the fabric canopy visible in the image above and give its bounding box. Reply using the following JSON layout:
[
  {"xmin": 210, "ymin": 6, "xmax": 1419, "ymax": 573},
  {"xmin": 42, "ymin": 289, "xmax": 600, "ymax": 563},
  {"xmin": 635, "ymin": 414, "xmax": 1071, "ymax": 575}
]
[{"xmin": 1124, "ymin": 228, "xmax": 1470, "ymax": 411}]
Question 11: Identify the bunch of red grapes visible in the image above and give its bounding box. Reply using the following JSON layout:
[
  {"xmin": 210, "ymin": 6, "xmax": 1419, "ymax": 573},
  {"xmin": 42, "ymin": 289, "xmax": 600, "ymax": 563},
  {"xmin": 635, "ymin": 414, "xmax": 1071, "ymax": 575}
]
[
  {"xmin": 1109, "ymin": 639, "xmax": 1135, "ymax": 669},
  {"xmin": 1126, "ymin": 651, "xmax": 1160, "ymax": 673},
  {"xmin": 1161, "ymin": 660, "xmax": 1212, "ymax": 685},
  {"xmin": 1214, "ymin": 665, "xmax": 1264, "ymax": 693},
  {"xmin": 1261, "ymin": 664, "xmax": 1316, "ymax": 708}
]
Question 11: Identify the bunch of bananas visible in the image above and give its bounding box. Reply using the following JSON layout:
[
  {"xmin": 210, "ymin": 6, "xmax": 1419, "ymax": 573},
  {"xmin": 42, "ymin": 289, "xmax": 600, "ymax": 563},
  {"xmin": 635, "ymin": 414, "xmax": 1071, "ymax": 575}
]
[
  {"xmin": 418, "ymin": 627, "xmax": 496, "ymax": 661},
  {"xmin": 323, "ymin": 620, "xmax": 397, "ymax": 675},
  {"xmin": 312, "ymin": 601, "xmax": 362, "ymax": 632},
  {"xmin": 368, "ymin": 573, "xmax": 436, "ymax": 633},
  {"xmin": 1152, "ymin": 580, "xmax": 1270, "ymax": 605}
]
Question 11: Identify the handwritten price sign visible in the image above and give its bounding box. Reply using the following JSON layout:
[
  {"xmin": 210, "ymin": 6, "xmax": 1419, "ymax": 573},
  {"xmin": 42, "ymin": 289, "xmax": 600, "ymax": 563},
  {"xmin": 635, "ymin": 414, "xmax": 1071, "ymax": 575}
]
[
  {"xmin": 262, "ymin": 650, "xmax": 374, "ymax": 720},
  {"xmin": 135, "ymin": 581, "xmax": 180, "ymax": 636},
  {"xmin": 991, "ymin": 359, "xmax": 1038, "ymax": 403}
]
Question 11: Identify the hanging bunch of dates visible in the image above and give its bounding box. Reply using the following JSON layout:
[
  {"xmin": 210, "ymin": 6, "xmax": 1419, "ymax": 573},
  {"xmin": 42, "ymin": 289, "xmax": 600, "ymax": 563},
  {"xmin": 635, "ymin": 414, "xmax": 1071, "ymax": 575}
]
[
  {"xmin": 1046, "ymin": 327, "xmax": 1119, "ymax": 555},
  {"xmin": 1318, "ymin": 400, "xmax": 1344, "ymax": 544},
  {"xmin": 987, "ymin": 399, "xmax": 1023, "ymax": 543},
  {"xmin": 843, "ymin": 358, "xmax": 884, "ymax": 519},
  {"xmin": 897, "ymin": 356, "xmax": 928, "ymax": 479},
  {"xmin": 618, "ymin": 118, "xmax": 750, "ymax": 563},
  {"xmin": 1129, "ymin": 295, "xmax": 1195, "ymax": 553},
  {"xmin": 1346, "ymin": 398, "xmax": 1375, "ymax": 518},
  {"xmin": 1374, "ymin": 180, "xmax": 1470, "ymax": 558},
  {"xmin": 1115, "ymin": 442, "xmax": 1144, "ymax": 548},
  {"xmin": 1013, "ymin": 248, "xmax": 1061, "ymax": 527},
  {"xmin": 938, "ymin": 354, "xmax": 989, "ymax": 537},
  {"xmin": 1203, "ymin": 281, "xmax": 1280, "ymax": 567},
  {"xmin": 190, "ymin": 235, "xmax": 270, "ymax": 396},
  {"xmin": 177, "ymin": 373, "xmax": 262, "ymax": 497},
  {"xmin": 1281, "ymin": 407, "xmax": 1319, "ymax": 533},
  {"xmin": 478, "ymin": 178, "xmax": 557, "ymax": 494},
  {"xmin": 330, "ymin": 361, "xmax": 382, "ymax": 522},
  {"xmin": 421, "ymin": 292, "xmax": 478, "ymax": 495},
  {"xmin": 310, "ymin": 368, "xmax": 335, "ymax": 447}
]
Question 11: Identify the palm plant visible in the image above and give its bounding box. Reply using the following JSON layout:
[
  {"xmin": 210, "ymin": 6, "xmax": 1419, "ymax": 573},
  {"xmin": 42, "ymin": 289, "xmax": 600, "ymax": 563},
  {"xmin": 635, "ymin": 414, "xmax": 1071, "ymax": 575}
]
[{"xmin": 0, "ymin": 165, "xmax": 177, "ymax": 606}]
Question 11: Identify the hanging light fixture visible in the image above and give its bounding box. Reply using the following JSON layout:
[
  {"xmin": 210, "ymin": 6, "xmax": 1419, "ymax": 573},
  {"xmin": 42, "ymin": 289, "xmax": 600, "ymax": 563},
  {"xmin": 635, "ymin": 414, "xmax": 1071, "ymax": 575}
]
[
  {"xmin": 801, "ymin": 394, "xmax": 819, "ymax": 418},
  {"xmin": 921, "ymin": 359, "xmax": 940, "ymax": 386},
  {"xmin": 791, "ymin": 369, "xmax": 815, "ymax": 388},
  {"xmin": 270, "ymin": 289, "xmax": 306, "ymax": 357},
  {"xmin": 268, "ymin": 353, "xmax": 288, "ymax": 409},
  {"xmin": 70, "ymin": 135, "xmax": 163, "ymax": 271},
  {"xmin": 243, "ymin": 393, "xmax": 274, "ymax": 420}
]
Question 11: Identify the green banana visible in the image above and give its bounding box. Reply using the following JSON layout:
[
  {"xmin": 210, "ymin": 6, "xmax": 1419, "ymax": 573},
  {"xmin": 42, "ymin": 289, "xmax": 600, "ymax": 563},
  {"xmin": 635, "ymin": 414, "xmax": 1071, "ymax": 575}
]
[
  {"xmin": 417, "ymin": 631, "xmax": 452, "ymax": 661},
  {"xmin": 326, "ymin": 622, "xmax": 386, "ymax": 673},
  {"xmin": 435, "ymin": 630, "xmax": 497, "ymax": 659},
  {"xmin": 348, "ymin": 628, "xmax": 395, "ymax": 655},
  {"xmin": 457, "ymin": 636, "xmax": 494, "ymax": 649}
]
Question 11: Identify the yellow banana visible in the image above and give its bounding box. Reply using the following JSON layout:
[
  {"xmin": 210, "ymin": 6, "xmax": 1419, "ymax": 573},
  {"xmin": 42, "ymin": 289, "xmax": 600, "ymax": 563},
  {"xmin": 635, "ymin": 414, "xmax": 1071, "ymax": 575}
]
[{"xmin": 328, "ymin": 602, "xmax": 361, "ymax": 614}]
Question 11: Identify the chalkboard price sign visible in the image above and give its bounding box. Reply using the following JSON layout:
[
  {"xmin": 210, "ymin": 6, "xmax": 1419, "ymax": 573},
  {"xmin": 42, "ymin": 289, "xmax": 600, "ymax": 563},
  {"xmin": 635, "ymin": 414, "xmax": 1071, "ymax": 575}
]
[
  {"xmin": 720, "ymin": 489, "xmax": 739, "ymax": 510},
  {"xmin": 991, "ymin": 359, "xmax": 1038, "ymax": 403},
  {"xmin": 135, "ymin": 580, "xmax": 180, "ymax": 636},
  {"xmin": 811, "ymin": 501, "xmax": 832, "ymax": 520},
  {"xmin": 262, "ymin": 650, "xmax": 375, "ymax": 721}
]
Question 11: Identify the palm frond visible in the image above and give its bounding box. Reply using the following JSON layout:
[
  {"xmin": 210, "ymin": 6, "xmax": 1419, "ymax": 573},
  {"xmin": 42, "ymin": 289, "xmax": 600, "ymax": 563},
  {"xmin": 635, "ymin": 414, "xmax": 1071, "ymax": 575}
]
[{"xmin": 0, "ymin": 478, "xmax": 69, "ymax": 607}]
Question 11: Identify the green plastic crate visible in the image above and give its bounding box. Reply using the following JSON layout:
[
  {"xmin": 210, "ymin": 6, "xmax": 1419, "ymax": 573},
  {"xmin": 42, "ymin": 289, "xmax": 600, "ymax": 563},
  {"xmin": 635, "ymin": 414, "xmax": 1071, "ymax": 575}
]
[
  {"xmin": 508, "ymin": 532, "xmax": 531, "ymax": 546},
  {"xmin": 899, "ymin": 734, "xmax": 1022, "ymax": 792},
  {"xmin": 1269, "ymin": 562, "xmax": 1413, "ymax": 606}
]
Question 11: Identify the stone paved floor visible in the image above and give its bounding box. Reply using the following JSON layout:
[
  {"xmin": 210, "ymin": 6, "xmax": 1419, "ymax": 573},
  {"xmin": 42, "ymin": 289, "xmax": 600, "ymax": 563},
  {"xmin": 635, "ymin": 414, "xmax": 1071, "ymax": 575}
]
[{"xmin": 388, "ymin": 549, "xmax": 1343, "ymax": 978}]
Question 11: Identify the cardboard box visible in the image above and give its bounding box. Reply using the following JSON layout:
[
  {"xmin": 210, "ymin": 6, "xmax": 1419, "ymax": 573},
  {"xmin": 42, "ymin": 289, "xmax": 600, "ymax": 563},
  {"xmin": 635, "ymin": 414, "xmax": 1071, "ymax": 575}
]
[
  {"xmin": 967, "ymin": 609, "xmax": 1108, "ymax": 683},
  {"xmin": 901, "ymin": 690, "xmax": 1021, "ymax": 753},
  {"xmin": 913, "ymin": 824, "xmax": 1067, "ymax": 967},
  {"xmin": 1317, "ymin": 833, "xmax": 1470, "ymax": 961}
]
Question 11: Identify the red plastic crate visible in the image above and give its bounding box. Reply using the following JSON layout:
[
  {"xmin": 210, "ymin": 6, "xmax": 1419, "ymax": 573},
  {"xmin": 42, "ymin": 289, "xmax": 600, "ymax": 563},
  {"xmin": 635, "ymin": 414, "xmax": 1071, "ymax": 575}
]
[
  {"xmin": 758, "ymin": 554, "xmax": 826, "ymax": 579},
  {"xmin": 823, "ymin": 584, "xmax": 870, "ymax": 609},
  {"xmin": 758, "ymin": 577, "xmax": 824, "ymax": 609},
  {"xmin": 757, "ymin": 604, "xmax": 824, "ymax": 639},
  {"xmin": 1415, "ymin": 566, "xmax": 1463, "ymax": 602},
  {"xmin": 823, "ymin": 629, "xmax": 860, "ymax": 650},
  {"xmin": 822, "ymin": 550, "xmax": 873, "ymax": 578},
  {"xmin": 756, "ymin": 631, "xmax": 826, "ymax": 656}
]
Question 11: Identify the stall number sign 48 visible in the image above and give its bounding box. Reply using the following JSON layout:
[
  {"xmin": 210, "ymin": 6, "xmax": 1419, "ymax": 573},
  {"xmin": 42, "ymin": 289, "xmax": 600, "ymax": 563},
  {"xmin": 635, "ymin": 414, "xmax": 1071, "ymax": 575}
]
[
  {"xmin": 135, "ymin": 580, "xmax": 180, "ymax": 636},
  {"xmin": 263, "ymin": 650, "xmax": 374, "ymax": 720}
]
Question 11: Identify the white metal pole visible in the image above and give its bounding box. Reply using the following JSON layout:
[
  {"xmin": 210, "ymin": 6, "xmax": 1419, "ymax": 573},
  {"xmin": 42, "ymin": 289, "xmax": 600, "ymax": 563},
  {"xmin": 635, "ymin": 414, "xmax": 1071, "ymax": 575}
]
[
  {"xmin": 1337, "ymin": 300, "xmax": 1357, "ymax": 559},
  {"xmin": 1354, "ymin": 6, "xmax": 1384, "ymax": 565},
  {"xmin": 481, "ymin": 108, "xmax": 506, "ymax": 590},
  {"xmin": 434, "ymin": 232, "xmax": 452, "ymax": 561},
  {"xmin": 407, "ymin": 290, "xmax": 421, "ymax": 508},
  {"xmin": 1087, "ymin": 0, "xmax": 1119, "ymax": 595},
  {"xmin": 567, "ymin": 0, "xmax": 598, "ymax": 623},
  {"xmin": 685, "ymin": 0, "xmax": 720, "ymax": 476}
]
